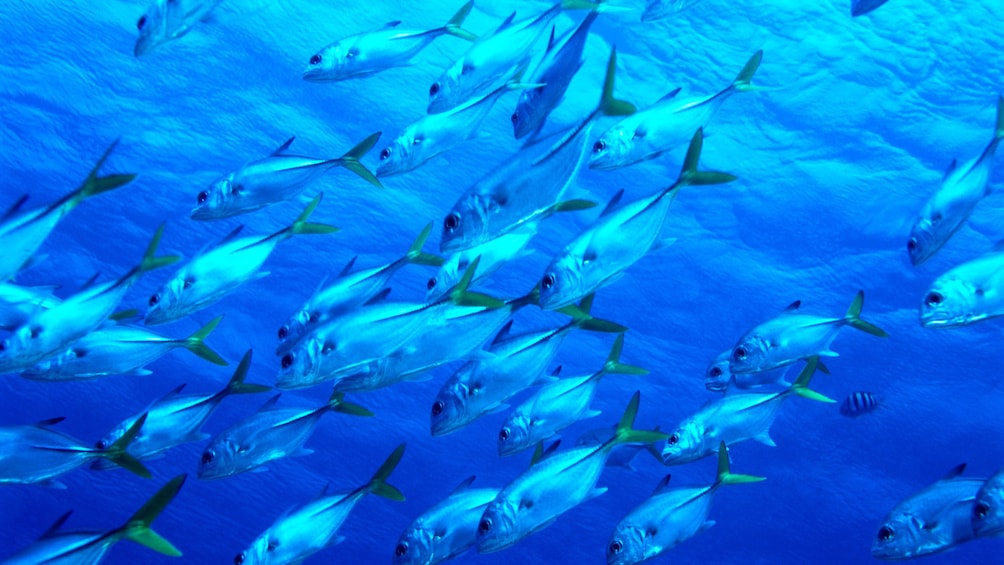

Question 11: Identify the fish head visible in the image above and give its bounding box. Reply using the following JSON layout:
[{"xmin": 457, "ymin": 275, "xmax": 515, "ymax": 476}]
[
  {"xmin": 20, "ymin": 348, "xmax": 69, "ymax": 379},
  {"xmin": 511, "ymin": 92, "xmax": 542, "ymax": 139},
  {"xmin": 537, "ymin": 254, "xmax": 585, "ymax": 311},
  {"xmin": 430, "ymin": 372, "xmax": 474, "ymax": 436},
  {"xmin": 302, "ymin": 41, "xmax": 355, "ymax": 82},
  {"xmin": 440, "ymin": 194, "xmax": 493, "ymax": 253},
  {"xmin": 906, "ymin": 215, "xmax": 945, "ymax": 267},
  {"xmin": 919, "ymin": 276, "xmax": 978, "ymax": 328},
  {"xmin": 89, "ymin": 423, "xmax": 134, "ymax": 470},
  {"xmin": 190, "ymin": 175, "xmax": 234, "ymax": 220},
  {"xmin": 276, "ymin": 309, "xmax": 311, "ymax": 356},
  {"xmin": 871, "ymin": 513, "xmax": 926, "ymax": 560},
  {"xmin": 393, "ymin": 526, "xmax": 435, "ymax": 565},
  {"xmin": 973, "ymin": 470, "xmax": 1004, "ymax": 537},
  {"xmin": 427, "ymin": 62, "xmax": 465, "ymax": 114},
  {"xmin": 425, "ymin": 255, "xmax": 463, "ymax": 302},
  {"xmin": 197, "ymin": 436, "xmax": 241, "ymax": 480},
  {"xmin": 728, "ymin": 333, "xmax": 771, "ymax": 374},
  {"xmin": 704, "ymin": 351, "xmax": 732, "ymax": 392},
  {"xmin": 133, "ymin": 0, "xmax": 173, "ymax": 57},
  {"xmin": 376, "ymin": 129, "xmax": 421, "ymax": 178},
  {"xmin": 234, "ymin": 531, "xmax": 280, "ymax": 565},
  {"xmin": 660, "ymin": 421, "xmax": 702, "ymax": 465},
  {"xmin": 0, "ymin": 326, "xmax": 38, "ymax": 373},
  {"xmin": 277, "ymin": 337, "xmax": 324, "ymax": 388},
  {"xmin": 496, "ymin": 413, "xmax": 530, "ymax": 456},
  {"xmin": 588, "ymin": 128, "xmax": 633, "ymax": 171},
  {"xmin": 606, "ymin": 524, "xmax": 648, "ymax": 565},
  {"xmin": 475, "ymin": 498, "xmax": 520, "ymax": 553},
  {"xmin": 145, "ymin": 273, "xmax": 189, "ymax": 326}
]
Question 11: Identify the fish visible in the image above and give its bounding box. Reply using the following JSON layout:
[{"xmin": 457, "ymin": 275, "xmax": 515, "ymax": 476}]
[
  {"xmin": 198, "ymin": 391, "xmax": 371, "ymax": 480},
  {"xmin": 91, "ymin": 350, "xmax": 269, "ymax": 469},
  {"xmin": 147, "ymin": 194, "xmax": 337, "ymax": 325},
  {"xmin": 872, "ymin": 463, "xmax": 982, "ymax": 560},
  {"xmin": 661, "ymin": 358, "xmax": 834, "ymax": 465},
  {"xmin": 511, "ymin": 11, "xmax": 597, "ymax": 139},
  {"xmin": 972, "ymin": 465, "xmax": 1004, "ymax": 538},
  {"xmin": 0, "ymin": 226, "xmax": 178, "ymax": 374},
  {"xmin": 190, "ymin": 133, "xmax": 382, "ymax": 220},
  {"xmin": 426, "ymin": 227, "xmax": 538, "ymax": 301},
  {"xmin": 728, "ymin": 291, "xmax": 888, "ymax": 375},
  {"xmin": 606, "ymin": 442, "xmax": 764, "ymax": 564},
  {"xmin": 703, "ymin": 348, "xmax": 797, "ymax": 393},
  {"xmin": 839, "ymin": 391, "xmax": 880, "ymax": 417},
  {"xmin": 21, "ymin": 316, "xmax": 227, "ymax": 381},
  {"xmin": 393, "ymin": 475, "xmax": 500, "ymax": 565},
  {"xmin": 640, "ymin": 0, "xmax": 704, "ymax": 22},
  {"xmin": 0, "ymin": 140, "xmax": 134, "ymax": 282},
  {"xmin": 275, "ymin": 224, "xmax": 442, "ymax": 355},
  {"xmin": 908, "ymin": 96, "xmax": 1004, "ymax": 266},
  {"xmin": 497, "ymin": 333, "xmax": 646, "ymax": 456},
  {"xmin": 575, "ymin": 424, "xmax": 664, "ymax": 471},
  {"xmin": 919, "ymin": 244, "xmax": 1004, "ymax": 328},
  {"xmin": 475, "ymin": 392, "xmax": 667, "ymax": 553},
  {"xmin": 302, "ymin": 2, "xmax": 477, "ymax": 82},
  {"xmin": 234, "ymin": 444, "xmax": 405, "ymax": 565},
  {"xmin": 538, "ymin": 127, "xmax": 736, "ymax": 310},
  {"xmin": 440, "ymin": 47, "xmax": 635, "ymax": 253},
  {"xmin": 0, "ymin": 282, "xmax": 60, "ymax": 331},
  {"xmin": 589, "ymin": 51, "xmax": 761, "ymax": 170},
  {"xmin": 0, "ymin": 475, "xmax": 186, "ymax": 564},
  {"xmin": 0, "ymin": 414, "xmax": 150, "ymax": 487},
  {"xmin": 430, "ymin": 294, "xmax": 625, "ymax": 436},
  {"xmin": 134, "ymin": 0, "xmax": 221, "ymax": 56},
  {"xmin": 851, "ymin": 0, "xmax": 891, "ymax": 17}
]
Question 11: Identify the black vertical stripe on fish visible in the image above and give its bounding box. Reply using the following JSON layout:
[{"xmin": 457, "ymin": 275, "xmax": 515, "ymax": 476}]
[{"xmin": 840, "ymin": 391, "xmax": 879, "ymax": 417}]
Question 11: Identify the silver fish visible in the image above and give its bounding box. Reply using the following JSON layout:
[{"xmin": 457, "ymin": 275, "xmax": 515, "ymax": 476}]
[
  {"xmin": 190, "ymin": 133, "xmax": 382, "ymax": 220},
  {"xmin": 839, "ymin": 391, "xmax": 880, "ymax": 417},
  {"xmin": 872, "ymin": 463, "xmax": 982, "ymax": 560},
  {"xmin": 973, "ymin": 465, "xmax": 1004, "ymax": 538},
  {"xmin": 703, "ymin": 348, "xmax": 794, "ymax": 393},
  {"xmin": 919, "ymin": 244, "xmax": 1004, "ymax": 328},
  {"xmin": 426, "ymin": 226, "xmax": 537, "ymax": 301},
  {"xmin": 1, "ymin": 475, "xmax": 186, "ymax": 564},
  {"xmin": 0, "ymin": 282, "xmax": 60, "ymax": 331},
  {"xmin": 134, "ymin": 0, "xmax": 221, "ymax": 56},
  {"xmin": 908, "ymin": 96, "xmax": 1003, "ymax": 265},
  {"xmin": 302, "ymin": 2, "xmax": 476, "ymax": 82}
]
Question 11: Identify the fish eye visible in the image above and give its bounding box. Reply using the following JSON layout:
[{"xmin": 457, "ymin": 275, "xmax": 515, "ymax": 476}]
[
  {"xmin": 137, "ymin": 15, "xmax": 147, "ymax": 30},
  {"xmin": 478, "ymin": 518, "xmax": 492, "ymax": 534},
  {"xmin": 347, "ymin": 48, "xmax": 358, "ymax": 59},
  {"xmin": 668, "ymin": 434, "xmax": 679, "ymax": 446},
  {"xmin": 925, "ymin": 292, "xmax": 943, "ymax": 306},
  {"xmin": 426, "ymin": 277, "xmax": 437, "ymax": 290},
  {"xmin": 444, "ymin": 212, "xmax": 460, "ymax": 232},
  {"xmin": 510, "ymin": 112, "xmax": 519, "ymax": 125},
  {"xmin": 281, "ymin": 354, "xmax": 294, "ymax": 369},
  {"xmin": 0, "ymin": 341, "xmax": 5, "ymax": 352},
  {"xmin": 309, "ymin": 54, "xmax": 321, "ymax": 66},
  {"xmin": 709, "ymin": 367, "xmax": 723, "ymax": 377},
  {"xmin": 429, "ymin": 82, "xmax": 440, "ymax": 96},
  {"xmin": 278, "ymin": 326, "xmax": 288, "ymax": 340},
  {"xmin": 432, "ymin": 400, "xmax": 444, "ymax": 416},
  {"xmin": 267, "ymin": 541, "xmax": 278, "ymax": 551},
  {"xmin": 201, "ymin": 451, "xmax": 214, "ymax": 465},
  {"xmin": 609, "ymin": 540, "xmax": 623, "ymax": 554},
  {"xmin": 975, "ymin": 501, "xmax": 991, "ymax": 519},
  {"xmin": 234, "ymin": 553, "xmax": 245, "ymax": 565},
  {"xmin": 395, "ymin": 542, "xmax": 408, "ymax": 557},
  {"xmin": 380, "ymin": 147, "xmax": 391, "ymax": 160},
  {"xmin": 197, "ymin": 191, "xmax": 208, "ymax": 205},
  {"xmin": 30, "ymin": 326, "xmax": 42, "ymax": 338},
  {"xmin": 541, "ymin": 273, "xmax": 556, "ymax": 290},
  {"xmin": 498, "ymin": 428, "xmax": 510, "ymax": 441},
  {"xmin": 907, "ymin": 238, "xmax": 917, "ymax": 251},
  {"xmin": 148, "ymin": 294, "xmax": 159, "ymax": 307},
  {"xmin": 592, "ymin": 140, "xmax": 606, "ymax": 153},
  {"xmin": 95, "ymin": 440, "xmax": 106, "ymax": 449},
  {"xmin": 878, "ymin": 525, "xmax": 894, "ymax": 542},
  {"xmin": 733, "ymin": 347, "xmax": 748, "ymax": 361},
  {"xmin": 183, "ymin": 279, "xmax": 193, "ymax": 290}
]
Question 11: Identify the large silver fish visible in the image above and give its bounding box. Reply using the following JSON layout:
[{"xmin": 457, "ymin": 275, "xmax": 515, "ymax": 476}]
[
  {"xmin": 393, "ymin": 476, "xmax": 500, "ymax": 565},
  {"xmin": 972, "ymin": 465, "xmax": 1004, "ymax": 538},
  {"xmin": 0, "ymin": 414, "xmax": 150, "ymax": 487},
  {"xmin": 0, "ymin": 141, "xmax": 134, "ymax": 282},
  {"xmin": 234, "ymin": 444, "xmax": 405, "ymax": 565},
  {"xmin": 1, "ymin": 475, "xmax": 186, "ymax": 564},
  {"xmin": 475, "ymin": 392, "xmax": 667, "ymax": 553},
  {"xmin": 22, "ymin": 316, "xmax": 227, "ymax": 381},
  {"xmin": 439, "ymin": 47, "xmax": 635, "ymax": 253},
  {"xmin": 91, "ymin": 350, "xmax": 269, "ymax": 469},
  {"xmin": 147, "ymin": 194, "xmax": 337, "ymax": 325},
  {"xmin": 302, "ymin": 2, "xmax": 476, "ymax": 82},
  {"xmin": 538, "ymin": 127, "xmax": 736, "ymax": 310},
  {"xmin": 197, "ymin": 391, "xmax": 371, "ymax": 480},
  {"xmin": 0, "ymin": 282, "xmax": 60, "ymax": 331},
  {"xmin": 919, "ymin": 244, "xmax": 1004, "ymax": 328},
  {"xmin": 908, "ymin": 96, "xmax": 1003, "ymax": 266},
  {"xmin": 134, "ymin": 0, "xmax": 222, "ymax": 57},
  {"xmin": 607, "ymin": 442, "xmax": 763, "ymax": 564},
  {"xmin": 661, "ymin": 358, "xmax": 833, "ymax": 465},
  {"xmin": 872, "ymin": 464, "xmax": 982, "ymax": 560},
  {"xmin": 190, "ymin": 133, "xmax": 382, "ymax": 220},
  {"xmin": 589, "ymin": 51, "xmax": 761, "ymax": 170},
  {"xmin": 728, "ymin": 291, "xmax": 887, "ymax": 375}
]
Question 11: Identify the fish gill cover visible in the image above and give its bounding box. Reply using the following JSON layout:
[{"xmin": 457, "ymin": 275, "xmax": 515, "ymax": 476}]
[{"xmin": 0, "ymin": 0, "xmax": 1002, "ymax": 563}]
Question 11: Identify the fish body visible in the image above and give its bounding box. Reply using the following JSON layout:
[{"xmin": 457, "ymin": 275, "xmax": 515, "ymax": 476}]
[
  {"xmin": 0, "ymin": 283, "xmax": 60, "ymax": 331},
  {"xmin": 302, "ymin": 3, "xmax": 476, "ymax": 82},
  {"xmin": 134, "ymin": 0, "xmax": 221, "ymax": 56},
  {"xmin": 972, "ymin": 465, "xmax": 1004, "ymax": 538},
  {"xmin": 908, "ymin": 97, "xmax": 1004, "ymax": 266},
  {"xmin": 190, "ymin": 134, "xmax": 380, "ymax": 220},
  {"xmin": 919, "ymin": 247, "xmax": 1004, "ymax": 328},
  {"xmin": 704, "ymin": 348, "xmax": 789, "ymax": 392},
  {"xmin": 839, "ymin": 391, "xmax": 880, "ymax": 417},
  {"xmin": 872, "ymin": 464, "xmax": 982, "ymax": 560},
  {"xmin": 426, "ymin": 228, "xmax": 536, "ymax": 301}
]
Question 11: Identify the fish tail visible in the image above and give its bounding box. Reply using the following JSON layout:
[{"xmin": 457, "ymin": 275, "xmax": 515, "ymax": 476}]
[
  {"xmin": 114, "ymin": 475, "xmax": 187, "ymax": 557},
  {"xmin": 58, "ymin": 139, "xmax": 137, "ymax": 214},
  {"xmin": 544, "ymin": 199, "xmax": 598, "ymax": 218},
  {"xmin": 714, "ymin": 441, "xmax": 766, "ymax": 487},
  {"xmin": 729, "ymin": 50, "xmax": 763, "ymax": 93},
  {"xmin": 671, "ymin": 128, "xmax": 739, "ymax": 193},
  {"xmin": 596, "ymin": 47, "xmax": 636, "ymax": 118},
  {"xmin": 327, "ymin": 390, "xmax": 374, "ymax": 417},
  {"xmin": 554, "ymin": 293, "xmax": 628, "ymax": 333},
  {"xmin": 219, "ymin": 350, "xmax": 270, "ymax": 396},
  {"xmin": 644, "ymin": 426, "xmax": 668, "ymax": 464},
  {"xmin": 334, "ymin": 132, "xmax": 383, "ymax": 189},
  {"xmin": 365, "ymin": 443, "xmax": 407, "ymax": 501},
  {"xmin": 404, "ymin": 222, "xmax": 444, "ymax": 266},
  {"xmin": 136, "ymin": 223, "xmax": 181, "ymax": 276},
  {"xmin": 562, "ymin": 0, "xmax": 621, "ymax": 13},
  {"xmin": 181, "ymin": 315, "xmax": 228, "ymax": 366},
  {"xmin": 287, "ymin": 193, "xmax": 339, "ymax": 237},
  {"xmin": 991, "ymin": 95, "xmax": 1004, "ymax": 147},
  {"xmin": 447, "ymin": 256, "xmax": 507, "ymax": 309},
  {"xmin": 604, "ymin": 392, "xmax": 668, "ymax": 451},
  {"xmin": 788, "ymin": 357, "xmax": 836, "ymax": 403},
  {"xmin": 101, "ymin": 413, "xmax": 153, "ymax": 478},
  {"xmin": 442, "ymin": 1, "xmax": 478, "ymax": 42},
  {"xmin": 600, "ymin": 333, "xmax": 648, "ymax": 376},
  {"xmin": 843, "ymin": 290, "xmax": 889, "ymax": 337}
]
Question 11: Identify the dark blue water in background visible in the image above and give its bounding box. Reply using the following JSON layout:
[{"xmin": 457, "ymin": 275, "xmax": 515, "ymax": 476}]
[{"xmin": 1, "ymin": 0, "xmax": 1003, "ymax": 563}]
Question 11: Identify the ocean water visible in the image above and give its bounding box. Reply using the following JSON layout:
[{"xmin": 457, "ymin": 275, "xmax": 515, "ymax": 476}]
[{"xmin": 1, "ymin": 0, "xmax": 1003, "ymax": 563}]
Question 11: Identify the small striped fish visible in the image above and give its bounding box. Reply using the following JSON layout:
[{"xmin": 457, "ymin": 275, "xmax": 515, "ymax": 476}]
[{"xmin": 840, "ymin": 391, "xmax": 880, "ymax": 417}]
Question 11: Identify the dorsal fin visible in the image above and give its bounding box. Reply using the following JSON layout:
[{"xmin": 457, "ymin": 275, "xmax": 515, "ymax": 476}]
[
  {"xmin": 530, "ymin": 439, "xmax": 561, "ymax": 467},
  {"xmin": 78, "ymin": 272, "xmax": 102, "ymax": 292},
  {"xmin": 316, "ymin": 481, "xmax": 331, "ymax": 499},
  {"xmin": 209, "ymin": 225, "xmax": 245, "ymax": 253},
  {"xmin": 35, "ymin": 417, "xmax": 66, "ymax": 427},
  {"xmin": 492, "ymin": 320, "xmax": 514, "ymax": 345},
  {"xmin": 338, "ymin": 256, "xmax": 357, "ymax": 277},
  {"xmin": 658, "ymin": 87, "xmax": 682, "ymax": 103},
  {"xmin": 270, "ymin": 137, "xmax": 296, "ymax": 157},
  {"xmin": 942, "ymin": 463, "xmax": 966, "ymax": 480},
  {"xmin": 550, "ymin": 365, "xmax": 562, "ymax": 377},
  {"xmin": 156, "ymin": 384, "xmax": 188, "ymax": 403},
  {"xmin": 783, "ymin": 300, "xmax": 801, "ymax": 313},
  {"xmin": 495, "ymin": 12, "xmax": 517, "ymax": 33},
  {"xmin": 257, "ymin": 394, "xmax": 282, "ymax": 412},
  {"xmin": 383, "ymin": 20, "xmax": 402, "ymax": 29},
  {"xmin": 364, "ymin": 287, "xmax": 392, "ymax": 305},
  {"xmin": 943, "ymin": 159, "xmax": 958, "ymax": 181},
  {"xmin": 600, "ymin": 189, "xmax": 624, "ymax": 217},
  {"xmin": 40, "ymin": 510, "xmax": 73, "ymax": 538},
  {"xmin": 652, "ymin": 473, "xmax": 673, "ymax": 494},
  {"xmin": 451, "ymin": 475, "xmax": 477, "ymax": 495},
  {"xmin": 546, "ymin": 25, "xmax": 556, "ymax": 51},
  {"xmin": 2, "ymin": 194, "xmax": 29, "ymax": 221}
]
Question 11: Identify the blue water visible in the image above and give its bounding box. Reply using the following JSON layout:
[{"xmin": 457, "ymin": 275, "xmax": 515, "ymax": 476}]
[{"xmin": 2, "ymin": 0, "xmax": 1003, "ymax": 563}]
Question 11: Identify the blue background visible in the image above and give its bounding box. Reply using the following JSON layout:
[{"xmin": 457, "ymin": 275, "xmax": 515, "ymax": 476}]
[{"xmin": 1, "ymin": 0, "xmax": 1003, "ymax": 563}]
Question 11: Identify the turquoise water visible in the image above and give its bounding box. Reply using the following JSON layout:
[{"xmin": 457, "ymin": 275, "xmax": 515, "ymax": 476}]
[{"xmin": 1, "ymin": 0, "xmax": 1003, "ymax": 563}]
